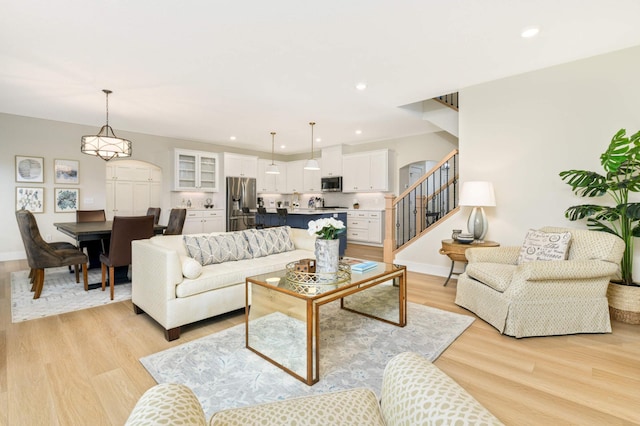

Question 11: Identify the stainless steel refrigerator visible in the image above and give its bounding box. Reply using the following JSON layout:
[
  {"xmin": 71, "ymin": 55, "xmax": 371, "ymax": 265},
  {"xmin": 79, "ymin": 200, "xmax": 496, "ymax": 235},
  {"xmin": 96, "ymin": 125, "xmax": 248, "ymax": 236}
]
[{"xmin": 226, "ymin": 176, "xmax": 257, "ymax": 231}]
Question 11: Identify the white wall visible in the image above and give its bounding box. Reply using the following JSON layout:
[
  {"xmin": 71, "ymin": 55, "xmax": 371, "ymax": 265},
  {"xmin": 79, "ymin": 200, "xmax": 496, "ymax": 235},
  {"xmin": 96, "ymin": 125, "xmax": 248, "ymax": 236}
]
[
  {"xmin": 1, "ymin": 113, "xmax": 455, "ymax": 260},
  {"xmin": 397, "ymin": 44, "xmax": 640, "ymax": 277}
]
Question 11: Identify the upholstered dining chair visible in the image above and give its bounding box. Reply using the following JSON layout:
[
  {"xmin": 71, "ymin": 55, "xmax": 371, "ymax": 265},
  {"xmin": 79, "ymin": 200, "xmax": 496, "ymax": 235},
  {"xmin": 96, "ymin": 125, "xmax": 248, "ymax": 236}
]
[
  {"xmin": 146, "ymin": 207, "xmax": 161, "ymax": 225},
  {"xmin": 76, "ymin": 209, "xmax": 108, "ymax": 267},
  {"xmin": 16, "ymin": 209, "xmax": 89, "ymax": 299},
  {"xmin": 164, "ymin": 208, "xmax": 187, "ymax": 235},
  {"xmin": 100, "ymin": 215, "xmax": 155, "ymax": 300}
]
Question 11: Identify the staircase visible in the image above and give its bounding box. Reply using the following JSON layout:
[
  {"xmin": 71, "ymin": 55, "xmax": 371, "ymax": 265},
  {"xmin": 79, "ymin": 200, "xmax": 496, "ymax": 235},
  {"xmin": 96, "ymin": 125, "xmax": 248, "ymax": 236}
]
[{"xmin": 383, "ymin": 149, "xmax": 459, "ymax": 263}]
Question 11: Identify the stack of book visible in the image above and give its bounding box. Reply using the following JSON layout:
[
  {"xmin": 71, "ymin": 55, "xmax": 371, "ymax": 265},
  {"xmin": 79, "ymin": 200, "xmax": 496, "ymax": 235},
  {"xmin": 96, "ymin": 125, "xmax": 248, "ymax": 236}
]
[{"xmin": 350, "ymin": 260, "xmax": 378, "ymax": 273}]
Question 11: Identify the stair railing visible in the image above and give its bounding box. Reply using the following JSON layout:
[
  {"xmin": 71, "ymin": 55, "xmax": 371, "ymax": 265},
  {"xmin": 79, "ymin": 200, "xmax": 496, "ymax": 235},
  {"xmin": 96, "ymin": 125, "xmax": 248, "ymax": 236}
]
[{"xmin": 383, "ymin": 149, "xmax": 459, "ymax": 262}]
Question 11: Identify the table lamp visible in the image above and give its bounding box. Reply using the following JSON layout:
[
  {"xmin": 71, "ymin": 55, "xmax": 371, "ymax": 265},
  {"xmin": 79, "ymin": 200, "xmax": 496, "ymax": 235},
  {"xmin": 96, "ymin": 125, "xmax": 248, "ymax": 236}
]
[{"xmin": 459, "ymin": 181, "xmax": 496, "ymax": 241}]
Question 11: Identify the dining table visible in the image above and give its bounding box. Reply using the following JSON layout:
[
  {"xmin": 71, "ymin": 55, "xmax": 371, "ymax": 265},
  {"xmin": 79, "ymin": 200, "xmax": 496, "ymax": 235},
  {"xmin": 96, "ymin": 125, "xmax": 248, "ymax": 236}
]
[{"xmin": 53, "ymin": 220, "xmax": 166, "ymax": 288}]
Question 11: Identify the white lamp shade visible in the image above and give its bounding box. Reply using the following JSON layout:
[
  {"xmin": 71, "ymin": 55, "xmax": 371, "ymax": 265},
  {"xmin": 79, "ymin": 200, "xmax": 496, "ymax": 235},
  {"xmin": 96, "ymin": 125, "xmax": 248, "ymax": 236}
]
[
  {"xmin": 304, "ymin": 158, "xmax": 320, "ymax": 170},
  {"xmin": 265, "ymin": 163, "xmax": 280, "ymax": 174},
  {"xmin": 459, "ymin": 181, "xmax": 496, "ymax": 207}
]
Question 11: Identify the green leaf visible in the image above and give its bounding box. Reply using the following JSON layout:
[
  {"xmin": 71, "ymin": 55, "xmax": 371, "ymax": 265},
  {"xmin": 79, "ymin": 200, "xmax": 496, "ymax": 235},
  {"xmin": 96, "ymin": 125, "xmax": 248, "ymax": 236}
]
[
  {"xmin": 600, "ymin": 128, "xmax": 630, "ymax": 173},
  {"xmin": 564, "ymin": 204, "xmax": 605, "ymax": 221}
]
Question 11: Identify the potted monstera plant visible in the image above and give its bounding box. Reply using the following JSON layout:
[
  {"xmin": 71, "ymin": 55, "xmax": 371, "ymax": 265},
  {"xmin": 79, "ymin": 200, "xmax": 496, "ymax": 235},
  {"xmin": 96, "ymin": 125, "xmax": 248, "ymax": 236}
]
[{"xmin": 559, "ymin": 128, "xmax": 640, "ymax": 324}]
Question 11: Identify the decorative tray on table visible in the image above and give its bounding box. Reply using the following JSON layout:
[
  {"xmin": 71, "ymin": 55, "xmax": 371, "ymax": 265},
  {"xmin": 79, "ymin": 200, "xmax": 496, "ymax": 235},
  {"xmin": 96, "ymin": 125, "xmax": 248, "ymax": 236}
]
[{"xmin": 284, "ymin": 261, "xmax": 351, "ymax": 295}]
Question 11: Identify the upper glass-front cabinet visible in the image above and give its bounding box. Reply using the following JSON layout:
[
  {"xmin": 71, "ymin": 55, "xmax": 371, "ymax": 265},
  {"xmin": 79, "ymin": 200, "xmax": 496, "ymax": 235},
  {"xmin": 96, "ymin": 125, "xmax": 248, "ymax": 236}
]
[{"xmin": 173, "ymin": 149, "xmax": 219, "ymax": 192}]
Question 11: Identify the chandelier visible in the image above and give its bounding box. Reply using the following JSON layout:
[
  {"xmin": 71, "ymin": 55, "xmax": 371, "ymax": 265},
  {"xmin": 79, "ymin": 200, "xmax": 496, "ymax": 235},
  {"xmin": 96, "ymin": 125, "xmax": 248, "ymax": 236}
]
[{"xmin": 81, "ymin": 89, "xmax": 132, "ymax": 161}]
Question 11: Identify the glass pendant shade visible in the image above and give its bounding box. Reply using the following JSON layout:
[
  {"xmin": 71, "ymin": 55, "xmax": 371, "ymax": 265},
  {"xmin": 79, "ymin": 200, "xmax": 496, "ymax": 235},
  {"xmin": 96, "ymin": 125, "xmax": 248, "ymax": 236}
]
[
  {"xmin": 304, "ymin": 121, "xmax": 320, "ymax": 170},
  {"xmin": 266, "ymin": 131, "xmax": 280, "ymax": 174},
  {"xmin": 81, "ymin": 89, "xmax": 132, "ymax": 161}
]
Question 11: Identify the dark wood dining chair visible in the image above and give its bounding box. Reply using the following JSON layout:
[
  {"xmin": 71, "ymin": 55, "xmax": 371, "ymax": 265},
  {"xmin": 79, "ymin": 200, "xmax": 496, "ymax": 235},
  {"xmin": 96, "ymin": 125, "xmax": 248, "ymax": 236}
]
[
  {"xmin": 100, "ymin": 215, "xmax": 155, "ymax": 300},
  {"xmin": 76, "ymin": 209, "xmax": 108, "ymax": 268},
  {"xmin": 241, "ymin": 207, "xmax": 256, "ymax": 229},
  {"xmin": 256, "ymin": 207, "xmax": 268, "ymax": 229},
  {"xmin": 146, "ymin": 207, "xmax": 161, "ymax": 225},
  {"xmin": 16, "ymin": 209, "xmax": 88, "ymax": 299},
  {"xmin": 164, "ymin": 208, "xmax": 187, "ymax": 235}
]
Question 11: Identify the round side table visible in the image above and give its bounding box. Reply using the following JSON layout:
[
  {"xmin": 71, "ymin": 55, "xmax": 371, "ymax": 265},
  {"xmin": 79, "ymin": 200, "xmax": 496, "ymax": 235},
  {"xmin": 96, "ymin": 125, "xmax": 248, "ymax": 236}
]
[{"xmin": 439, "ymin": 239, "xmax": 499, "ymax": 286}]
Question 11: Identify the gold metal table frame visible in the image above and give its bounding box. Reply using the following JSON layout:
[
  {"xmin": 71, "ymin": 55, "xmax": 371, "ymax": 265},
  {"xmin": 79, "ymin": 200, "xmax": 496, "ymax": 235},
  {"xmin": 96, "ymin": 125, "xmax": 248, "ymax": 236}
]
[{"xmin": 245, "ymin": 262, "xmax": 406, "ymax": 385}]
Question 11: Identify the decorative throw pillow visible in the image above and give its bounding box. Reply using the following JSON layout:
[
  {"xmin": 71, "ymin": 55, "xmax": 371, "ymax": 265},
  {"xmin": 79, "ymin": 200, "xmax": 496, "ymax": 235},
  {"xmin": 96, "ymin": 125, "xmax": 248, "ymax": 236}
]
[
  {"xmin": 207, "ymin": 233, "xmax": 252, "ymax": 262},
  {"xmin": 181, "ymin": 256, "xmax": 202, "ymax": 279},
  {"xmin": 517, "ymin": 229, "xmax": 572, "ymax": 264},
  {"xmin": 183, "ymin": 235, "xmax": 215, "ymax": 265},
  {"xmin": 244, "ymin": 226, "xmax": 295, "ymax": 258}
]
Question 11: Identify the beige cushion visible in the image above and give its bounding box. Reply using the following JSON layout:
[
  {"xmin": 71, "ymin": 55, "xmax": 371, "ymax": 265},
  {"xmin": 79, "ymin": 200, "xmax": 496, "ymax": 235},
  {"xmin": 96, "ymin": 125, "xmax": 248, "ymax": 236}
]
[
  {"xmin": 181, "ymin": 256, "xmax": 203, "ymax": 279},
  {"xmin": 125, "ymin": 383, "xmax": 206, "ymax": 426},
  {"xmin": 517, "ymin": 229, "xmax": 572, "ymax": 264},
  {"xmin": 380, "ymin": 352, "xmax": 504, "ymax": 425},
  {"xmin": 466, "ymin": 263, "xmax": 516, "ymax": 292},
  {"xmin": 210, "ymin": 387, "xmax": 385, "ymax": 426}
]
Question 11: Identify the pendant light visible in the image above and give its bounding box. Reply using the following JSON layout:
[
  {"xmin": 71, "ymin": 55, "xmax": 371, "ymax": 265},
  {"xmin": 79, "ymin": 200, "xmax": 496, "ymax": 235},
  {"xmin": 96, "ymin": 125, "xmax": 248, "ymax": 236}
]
[
  {"xmin": 81, "ymin": 89, "xmax": 132, "ymax": 161},
  {"xmin": 304, "ymin": 121, "xmax": 320, "ymax": 170},
  {"xmin": 265, "ymin": 131, "xmax": 280, "ymax": 174}
]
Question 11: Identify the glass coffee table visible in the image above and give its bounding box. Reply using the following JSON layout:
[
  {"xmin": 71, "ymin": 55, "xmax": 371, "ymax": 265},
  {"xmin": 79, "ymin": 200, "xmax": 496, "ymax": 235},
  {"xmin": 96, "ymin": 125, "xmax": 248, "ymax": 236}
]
[{"xmin": 245, "ymin": 261, "xmax": 406, "ymax": 385}]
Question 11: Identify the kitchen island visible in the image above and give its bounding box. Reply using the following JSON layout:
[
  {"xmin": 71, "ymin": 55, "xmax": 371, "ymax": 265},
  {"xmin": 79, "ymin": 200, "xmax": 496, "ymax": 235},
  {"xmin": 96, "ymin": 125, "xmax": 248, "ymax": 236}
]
[{"xmin": 261, "ymin": 208, "xmax": 348, "ymax": 256}]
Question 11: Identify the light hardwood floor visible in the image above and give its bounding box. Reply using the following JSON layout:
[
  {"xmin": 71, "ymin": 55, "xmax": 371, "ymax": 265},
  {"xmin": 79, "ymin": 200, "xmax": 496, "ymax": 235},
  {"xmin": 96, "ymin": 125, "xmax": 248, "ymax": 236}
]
[{"xmin": 1, "ymin": 245, "xmax": 639, "ymax": 425}]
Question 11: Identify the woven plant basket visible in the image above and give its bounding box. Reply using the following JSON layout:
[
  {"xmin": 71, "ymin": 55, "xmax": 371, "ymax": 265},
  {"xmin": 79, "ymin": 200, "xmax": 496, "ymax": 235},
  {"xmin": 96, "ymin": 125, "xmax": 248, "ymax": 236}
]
[{"xmin": 607, "ymin": 282, "xmax": 640, "ymax": 324}]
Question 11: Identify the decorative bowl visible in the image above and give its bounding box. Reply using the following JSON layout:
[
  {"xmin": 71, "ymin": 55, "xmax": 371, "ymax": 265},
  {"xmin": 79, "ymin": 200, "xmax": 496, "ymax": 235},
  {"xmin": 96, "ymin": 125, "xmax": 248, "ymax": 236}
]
[
  {"xmin": 457, "ymin": 234, "xmax": 475, "ymax": 244},
  {"xmin": 266, "ymin": 277, "xmax": 281, "ymax": 285}
]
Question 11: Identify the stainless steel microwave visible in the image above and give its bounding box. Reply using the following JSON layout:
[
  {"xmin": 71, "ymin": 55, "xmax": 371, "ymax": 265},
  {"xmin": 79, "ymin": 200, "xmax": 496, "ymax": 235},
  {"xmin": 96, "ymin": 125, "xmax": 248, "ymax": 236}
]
[{"xmin": 321, "ymin": 176, "xmax": 342, "ymax": 192}]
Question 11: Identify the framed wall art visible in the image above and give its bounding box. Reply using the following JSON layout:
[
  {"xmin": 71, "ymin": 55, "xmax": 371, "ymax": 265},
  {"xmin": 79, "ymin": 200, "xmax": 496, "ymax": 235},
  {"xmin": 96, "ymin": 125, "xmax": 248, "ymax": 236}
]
[
  {"xmin": 54, "ymin": 188, "xmax": 79, "ymax": 213},
  {"xmin": 15, "ymin": 156, "xmax": 44, "ymax": 183},
  {"xmin": 16, "ymin": 187, "xmax": 45, "ymax": 213},
  {"xmin": 54, "ymin": 159, "xmax": 79, "ymax": 184}
]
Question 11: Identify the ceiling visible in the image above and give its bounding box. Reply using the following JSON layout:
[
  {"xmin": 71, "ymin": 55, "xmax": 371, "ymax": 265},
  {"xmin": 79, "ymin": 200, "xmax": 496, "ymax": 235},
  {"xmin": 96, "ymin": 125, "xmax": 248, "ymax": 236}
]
[{"xmin": 2, "ymin": 0, "xmax": 640, "ymax": 155}]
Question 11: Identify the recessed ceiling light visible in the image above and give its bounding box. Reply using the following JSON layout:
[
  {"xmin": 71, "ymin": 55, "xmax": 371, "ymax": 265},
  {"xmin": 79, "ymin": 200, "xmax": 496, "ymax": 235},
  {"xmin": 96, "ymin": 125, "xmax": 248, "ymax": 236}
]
[
  {"xmin": 355, "ymin": 82, "xmax": 367, "ymax": 91},
  {"xmin": 230, "ymin": 136, "xmax": 236, "ymax": 140},
  {"xmin": 316, "ymin": 138, "xmax": 322, "ymax": 143},
  {"xmin": 280, "ymin": 144, "xmax": 286, "ymax": 149},
  {"xmin": 521, "ymin": 26, "xmax": 540, "ymax": 38},
  {"xmin": 355, "ymin": 130, "xmax": 362, "ymax": 135}
]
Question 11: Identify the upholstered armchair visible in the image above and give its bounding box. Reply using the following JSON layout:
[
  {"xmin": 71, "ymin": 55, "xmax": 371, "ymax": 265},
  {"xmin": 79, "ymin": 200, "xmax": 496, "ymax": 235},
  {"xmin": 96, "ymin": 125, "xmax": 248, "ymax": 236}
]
[{"xmin": 455, "ymin": 227, "xmax": 625, "ymax": 338}]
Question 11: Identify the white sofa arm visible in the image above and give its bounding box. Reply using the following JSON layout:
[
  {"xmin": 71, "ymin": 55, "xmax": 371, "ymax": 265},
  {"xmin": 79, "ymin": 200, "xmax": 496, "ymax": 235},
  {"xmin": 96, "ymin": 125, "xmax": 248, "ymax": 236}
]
[
  {"xmin": 132, "ymin": 239, "xmax": 183, "ymax": 314},
  {"xmin": 125, "ymin": 383, "xmax": 206, "ymax": 426}
]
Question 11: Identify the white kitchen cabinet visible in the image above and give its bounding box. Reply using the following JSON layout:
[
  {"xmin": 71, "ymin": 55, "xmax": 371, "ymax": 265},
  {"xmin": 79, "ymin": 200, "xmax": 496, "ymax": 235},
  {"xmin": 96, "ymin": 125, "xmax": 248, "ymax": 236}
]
[
  {"xmin": 342, "ymin": 149, "xmax": 389, "ymax": 192},
  {"xmin": 286, "ymin": 160, "xmax": 304, "ymax": 193},
  {"xmin": 303, "ymin": 158, "xmax": 322, "ymax": 192},
  {"xmin": 257, "ymin": 159, "xmax": 287, "ymax": 193},
  {"xmin": 321, "ymin": 145, "xmax": 343, "ymax": 177},
  {"xmin": 183, "ymin": 209, "xmax": 225, "ymax": 234},
  {"xmin": 173, "ymin": 149, "xmax": 219, "ymax": 192},
  {"xmin": 346, "ymin": 210, "xmax": 384, "ymax": 245},
  {"xmin": 106, "ymin": 161, "xmax": 162, "ymax": 220},
  {"xmin": 224, "ymin": 153, "xmax": 258, "ymax": 178}
]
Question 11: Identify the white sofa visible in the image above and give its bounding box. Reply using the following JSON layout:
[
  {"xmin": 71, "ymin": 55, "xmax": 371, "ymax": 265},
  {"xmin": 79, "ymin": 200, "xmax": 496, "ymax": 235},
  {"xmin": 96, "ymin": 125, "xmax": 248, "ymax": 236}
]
[{"xmin": 131, "ymin": 226, "xmax": 316, "ymax": 340}]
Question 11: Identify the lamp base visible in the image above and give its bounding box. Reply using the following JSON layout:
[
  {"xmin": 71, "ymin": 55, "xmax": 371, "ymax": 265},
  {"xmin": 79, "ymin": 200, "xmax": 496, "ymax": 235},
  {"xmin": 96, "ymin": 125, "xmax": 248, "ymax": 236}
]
[{"xmin": 467, "ymin": 206, "xmax": 488, "ymax": 241}]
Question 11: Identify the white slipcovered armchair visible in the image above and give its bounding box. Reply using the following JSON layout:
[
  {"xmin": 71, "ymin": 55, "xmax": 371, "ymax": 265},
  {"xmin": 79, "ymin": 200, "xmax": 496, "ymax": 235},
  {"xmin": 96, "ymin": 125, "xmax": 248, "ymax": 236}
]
[{"xmin": 455, "ymin": 227, "xmax": 625, "ymax": 338}]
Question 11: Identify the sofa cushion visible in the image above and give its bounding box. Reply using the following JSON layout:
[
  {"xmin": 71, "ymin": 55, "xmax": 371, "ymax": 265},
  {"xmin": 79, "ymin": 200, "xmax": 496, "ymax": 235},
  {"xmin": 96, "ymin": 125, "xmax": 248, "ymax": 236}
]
[
  {"xmin": 517, "ymin": 229, "xmax": 572, "ymax": 264},
  {"xmin": 183, "ymin": 233, "xmax": 252, "ymax": 265},
  {"xmin": 466, "ymin": 262, "xmax": 516, "ymax": 292},
  {"xmin": 244, "ymin": 226, "xmax": 295, "ymax": 258},
  {"xmin": 210, "ymin": 387, "xmax": 385, "ymax": 426},
  {"xmin": 176, "ymin": 249, "xmax": 312, "ymax": 298},
  {"xmin": 181, "ymin": 256, "xmax": 202, "ymax": 279}
]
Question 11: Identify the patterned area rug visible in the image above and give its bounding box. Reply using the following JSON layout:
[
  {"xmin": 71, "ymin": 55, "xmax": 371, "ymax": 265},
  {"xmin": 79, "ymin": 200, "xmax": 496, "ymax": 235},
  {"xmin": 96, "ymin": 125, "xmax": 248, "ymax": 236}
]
[
  {"xmin": 140, "ymin": 294, "xmax": 474, "ymax": 419},
  {"xmin": 10, "ymin": 267, "xmax": 131, "ymax": 322}
]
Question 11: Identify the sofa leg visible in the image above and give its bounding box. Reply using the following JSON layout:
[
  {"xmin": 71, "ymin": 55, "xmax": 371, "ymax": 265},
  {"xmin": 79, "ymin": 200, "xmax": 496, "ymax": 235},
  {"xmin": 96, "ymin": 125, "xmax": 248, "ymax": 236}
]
[
  {"xmin": 165, "ymin": 327, "xmax": 181, "ymax": 341},
  {"xmin": 133, "ymin": 303, "xmax": 145, "ymax": 315}
]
